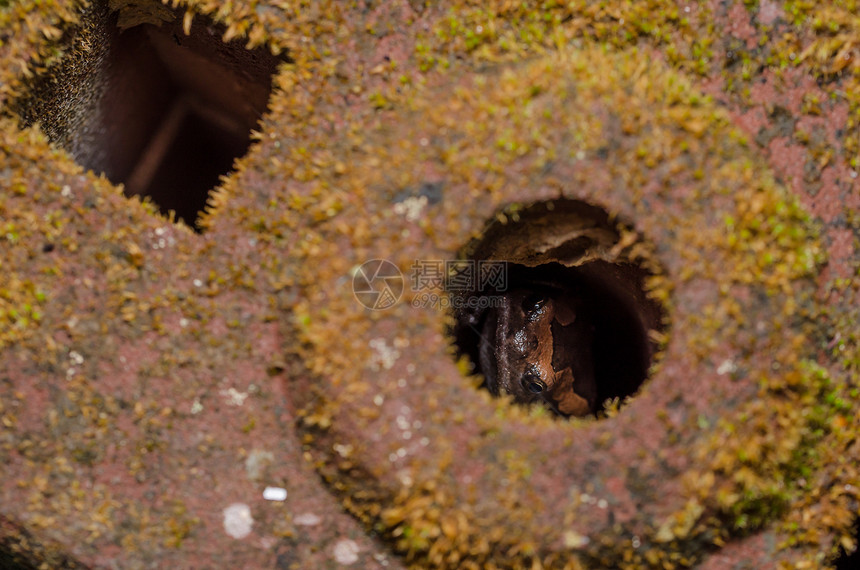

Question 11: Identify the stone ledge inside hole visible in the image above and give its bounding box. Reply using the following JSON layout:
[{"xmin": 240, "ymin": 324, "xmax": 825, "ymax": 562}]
[
  {"xmin": 453, "ymin": 199, "xmax": 666, "ymax": 417},
  {"xmin": 13, "ymin": 0, "xmax": 286, "ymax": 230}
]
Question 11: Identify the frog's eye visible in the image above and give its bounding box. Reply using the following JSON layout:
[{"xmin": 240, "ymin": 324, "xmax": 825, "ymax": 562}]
[
  {"xmin": 522, "ymin": 293, "xmax": 547, "ymax": 316},
  {"xmin": 521, "ymin": 371, "xmax": 547, "ymax": 394}
]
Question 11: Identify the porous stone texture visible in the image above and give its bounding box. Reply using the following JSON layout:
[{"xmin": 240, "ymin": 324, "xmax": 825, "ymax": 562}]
[{"xmin": 1, "ymin": 0, "xmax": 859, "ymax": 569}]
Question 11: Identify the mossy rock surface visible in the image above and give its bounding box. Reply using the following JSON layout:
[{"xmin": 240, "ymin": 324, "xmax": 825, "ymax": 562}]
[{"xmin": 0, "ymin": 0, "xmax": 859, "ymax": 568}]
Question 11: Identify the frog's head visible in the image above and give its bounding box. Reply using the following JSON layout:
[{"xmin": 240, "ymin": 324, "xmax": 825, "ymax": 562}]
[{"xmin": 482, "ymin": 286, "xmax": 595, "ymax": 417}]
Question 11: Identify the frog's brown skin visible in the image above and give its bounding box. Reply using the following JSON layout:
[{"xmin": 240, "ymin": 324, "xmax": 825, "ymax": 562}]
[{"xmin": 477, "ymin": 286, "xmax": 598, "ymax": 417}]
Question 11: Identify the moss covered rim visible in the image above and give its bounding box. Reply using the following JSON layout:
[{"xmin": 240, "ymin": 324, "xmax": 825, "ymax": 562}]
[{"xmin": 288, "ymin": 48, "xmax": 827, "ymax": 567}]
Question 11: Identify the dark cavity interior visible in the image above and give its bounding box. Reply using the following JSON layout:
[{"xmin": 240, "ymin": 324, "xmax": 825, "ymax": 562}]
[
  {"xmin": 14, "ymin": 0, "xmax": 286, "ymax": 230},
  {"xmin": 834, "ymin": 519, "xmax": 860, "ymax": 569},
  {"xmin": 452, "ymin": 200, "xmax": 665, "ymax": 418}
]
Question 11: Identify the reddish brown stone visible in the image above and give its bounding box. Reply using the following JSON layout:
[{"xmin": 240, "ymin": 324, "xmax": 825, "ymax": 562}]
[{"xmin": 1, "ymin": 0, "xmax": 859, "ymax": 569}]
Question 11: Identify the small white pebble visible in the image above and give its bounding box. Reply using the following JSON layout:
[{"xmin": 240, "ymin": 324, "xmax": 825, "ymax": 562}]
[
  {"xmin": 193, "ymin": 279, "xmax": 203, "ymax": 287},
  {"xmin": 190, "ymin": 399, "xmax": 203, "ymax": 414},
  {"xmin": 263, "ymin": 486, "xmax": 288, "ymax": 501},
  {"xmin": 223, "ymin": 503, "xmax": 253, "ymax": 539},
  {"xmin": 597, "ymin": 499, "xmax": 608, "ymax": 509},
  {"xmin": 294, "ymin": 513, "xmax": 322, "ymax": 526},
  {"xmin": 333, "ymin": 539, "xmax": 360, "ymax": 565},
  {"xmin": 60, "ymin": 185, "xmax": 72, "ymax": 197}
]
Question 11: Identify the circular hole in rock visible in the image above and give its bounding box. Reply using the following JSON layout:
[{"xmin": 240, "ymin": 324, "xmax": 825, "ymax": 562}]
[
  {"xmin": 452, "ymin": 199, "xmax": 666, "ymax": 418},
  {"xmin": 12, "ymin": 0, "xmax": 289, "ymax": 231}
]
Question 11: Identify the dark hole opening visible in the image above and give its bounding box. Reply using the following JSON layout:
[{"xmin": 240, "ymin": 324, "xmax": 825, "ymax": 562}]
[
  {"xmin": 833, "ymin": 519, "xmax": 860, "ymax": 569},
  {"xmin": 452, "ymin": 200, "xmax": 666, "ymax": 418},
  {"xmin": 0, "ymin": 515, "xmax": 87, "ymax": 569},
  {"xmin": 14, "ymin": 0, "xmax": 287, "ymax": 231}
]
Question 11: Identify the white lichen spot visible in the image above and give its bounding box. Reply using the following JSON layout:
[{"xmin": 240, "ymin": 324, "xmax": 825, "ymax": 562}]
[
  {"xmin": 392, "ymin": 195, "xmax": 428, "ymax": 222},
  {"xmin": 263, "ymin": 486, "xmax": 288, "ymax": 501},
  {"xmin": 60, "ymin": 185, "xmax": 72, "ymax": 197},
  {"xmin": 245, "ymin": 449, "xmax": 274, "ymax": 480},
  {"xmin": 193, "ymin": 278, "xmax": 203, "ymax": 287},
  {"xmin": 294, "ymin": 512, "xmax": 322, "ymax": 526},
  {"xmin": 179, "ymin": 317, "xmax": 189, "ymax": 327},
  {"xmin": 563, "ymin": 530, "xmax": 590, "ymax": 549},
  {"xmin": 373, "ymin": 394, "xmax": 384, "ymax": 406},
  {"xmin": 717, "ymin": 359, "xmax": 737, "ymax": 375},
  {"xmin": 334, "ymin": 443, "xmax": 354, "ymax": 458},
  {"xmin": 333, "ymin": 539, "xmax": 360, "ymax": 565},
  {"xmin": 223, "ymin": 503, "xmax": 253, "ymax": 539},
  {"xmin": 368, "ymin": 338, "xmax": 400, "ymax": 371},
  {"xmin": 221, "ymin": 387, "xmax": 249, "ymax": 406},
  {"xmin": 69, "ymin": 351, "xmax": 84, "ymax": 365},
  {"xmin": 190, "ymin": 398, "xmax": 203, "ymax": 415}
]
